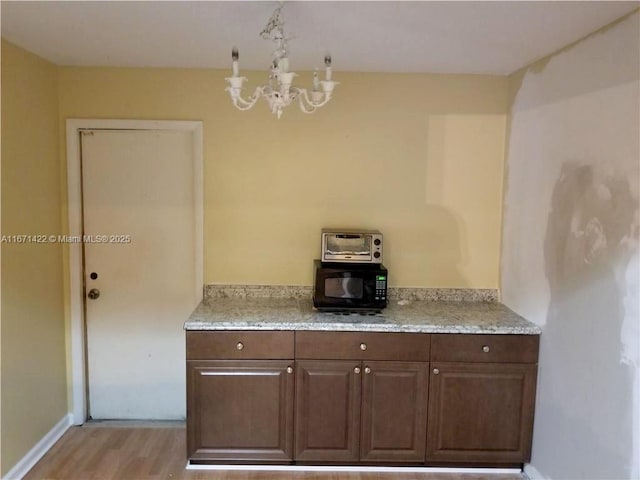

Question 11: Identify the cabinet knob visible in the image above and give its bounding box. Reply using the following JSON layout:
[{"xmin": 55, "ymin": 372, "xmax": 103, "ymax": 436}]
[
  {"xmin": 433, "ymin": 368, "xmax": 440, "ymax": 375},
  {"xmin": 364, "ymin": 366, "xmax": 371, "ymax": 374},
  {"xmin": 482, "ymin": 345, "xmax": 490, "ymax": 353},
  {"xmin": 286, "ymin": 366, "xmax": 293, "ymax": 374},
  {"xmin": 354, "ymin": 367, "xmax": 361, "ymax": 374},
  {"xmin": 236, "ymin": 342, "xmax": 244, "ymax": 350},
  {"xmin": 360, "ymin": 343, "xmax": 367, "ymax": 351}
]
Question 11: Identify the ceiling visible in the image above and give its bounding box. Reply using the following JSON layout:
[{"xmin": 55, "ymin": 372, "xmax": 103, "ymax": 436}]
[{"xmin": 1, "ymin": 1, "xmax": 638, "ymax": 75}]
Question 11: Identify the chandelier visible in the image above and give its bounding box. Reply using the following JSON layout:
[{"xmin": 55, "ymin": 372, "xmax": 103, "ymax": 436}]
[{"xmin": 225, "ymin": 4, "xmax": 338, "ymax": 119}]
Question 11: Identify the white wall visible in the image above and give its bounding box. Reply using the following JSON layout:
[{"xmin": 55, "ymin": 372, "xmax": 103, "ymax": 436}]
[{"xmin": 502, "ymin": 12, "xmax": 639, "ymax": 480}]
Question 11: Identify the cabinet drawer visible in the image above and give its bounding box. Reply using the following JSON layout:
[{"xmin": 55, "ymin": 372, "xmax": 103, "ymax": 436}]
[
  {"xmin": 431, "ymin": 334, "xmax": 539, "ymax": 363},
  {"xmin": 295, "ymin": 331, "xmax": 430, "ymax": 361},
  {"xmin": 186, "ymin": 331, "xmax": 294, "ymax": 360}
]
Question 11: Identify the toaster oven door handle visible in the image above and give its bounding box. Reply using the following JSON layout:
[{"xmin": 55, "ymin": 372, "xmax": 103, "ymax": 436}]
[{"xmin": 335, "ymin": 234, "xmax": 362, "ymax": 239}]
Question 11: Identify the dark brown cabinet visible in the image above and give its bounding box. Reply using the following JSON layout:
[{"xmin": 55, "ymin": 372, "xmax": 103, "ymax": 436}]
[
  {"xmin": 186, "ymin": 331, "xmax": 295, "ymax": 463},
  {"xmin": 186, "ymin": 330, "xmax": 539, "ymax": 468},
  {"xmin": 187, "ymin": 360, "xmax": 294, "ymax": 463},
  {"xmin": 294, "ymin": 332, "xmax": 431, "ymax": 464},
  {"xmin": 360, "ymin": 361, "xmax": 429, "ymax": 463},
  {"xmin": 426, "ymin": 334, "xmax": 539, "ymax": 465},
  {"xmin": 294, "ymin": 360, "xmax": 361, "ymax": 462}
]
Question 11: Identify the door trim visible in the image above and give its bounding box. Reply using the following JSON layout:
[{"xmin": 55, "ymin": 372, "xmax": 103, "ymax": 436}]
[{"xmin": 66, "ymin": 119, "xmax": 204, "ymax": 424}]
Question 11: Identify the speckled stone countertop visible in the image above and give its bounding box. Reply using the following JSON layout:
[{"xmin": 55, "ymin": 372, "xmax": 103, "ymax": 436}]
[{"xmin": 185, "ymin": 297, "xmax": 541, "ymax": 335}]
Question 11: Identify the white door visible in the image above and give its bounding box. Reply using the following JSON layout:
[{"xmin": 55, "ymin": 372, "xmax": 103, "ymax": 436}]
[{"xmin": 82, "ymin": 129, "xmax": 200, "ymax": 419}]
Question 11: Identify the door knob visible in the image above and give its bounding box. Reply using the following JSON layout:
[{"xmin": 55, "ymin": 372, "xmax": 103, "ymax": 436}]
[{"xmin": 88, "ymin": 288, "xmax": 100, "ymax": 300}]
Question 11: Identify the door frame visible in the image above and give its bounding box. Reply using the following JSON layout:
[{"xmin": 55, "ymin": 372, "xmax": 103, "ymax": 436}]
[{"xmin": 66, "ymin": 119, "xmax": 204, "ymax": 424}]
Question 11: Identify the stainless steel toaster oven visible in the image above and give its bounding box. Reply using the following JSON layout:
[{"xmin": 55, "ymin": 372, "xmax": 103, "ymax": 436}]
[{"xmin": 321, "ymin": 228, "xmax": 383, "ymax": 264}]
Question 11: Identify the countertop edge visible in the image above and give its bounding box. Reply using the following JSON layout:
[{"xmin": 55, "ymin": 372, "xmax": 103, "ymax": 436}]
[{"xmin": 184, "ymin": 321, "xmax": 542, "ymax": 335}]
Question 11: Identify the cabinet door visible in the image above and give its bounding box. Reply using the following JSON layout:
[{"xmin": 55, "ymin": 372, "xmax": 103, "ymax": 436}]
[
  {"xmin": 294, "ymin": 360, "xmax": 361, "ymax": 462},
  {"xmin": 187, "ymin": 360, "xmax": 294, "ymax": 463},
  {"xmin": 426, "ymin": 362, "xmax": 537, "ymax": 464},
  {"xmin": 360, "ymin": 361, "xmax": 429, "ymax": 463}
]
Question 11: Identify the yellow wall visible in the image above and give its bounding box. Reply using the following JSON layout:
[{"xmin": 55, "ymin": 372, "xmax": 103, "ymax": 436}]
[
  {"xmin": 0, "ymin": 41, "xmax": 508, "ymax": 475},
  {"xmin": 59, "ymin": 68, "xmax": 508, "ymax": 288},
  {"xmin": 1, "ymin": 40, "xmax": 67, "ymax": 475}
]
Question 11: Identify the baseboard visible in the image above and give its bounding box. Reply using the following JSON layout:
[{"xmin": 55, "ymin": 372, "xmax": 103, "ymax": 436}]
[
  {"xmin": 524, "ymin": 463, "xmax": 546, "ymax": 479},
  {"xmin": 3, "ymin": 413, "xmax": 73, "ymax": 480},
  {"xmin": 186, "ymin": 463, "xmax": 522, "ymax": 474}
]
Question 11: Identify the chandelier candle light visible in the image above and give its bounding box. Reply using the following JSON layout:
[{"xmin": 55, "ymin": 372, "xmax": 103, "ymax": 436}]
[{"xmin": 225, "ymin": 4, "xmax": 338, "ymax": 118}]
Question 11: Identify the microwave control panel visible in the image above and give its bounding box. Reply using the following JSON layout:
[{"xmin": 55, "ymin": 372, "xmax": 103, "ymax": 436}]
[{"xmin": 375, "ymin": 274, "xmax": 387, "ymax": 301}]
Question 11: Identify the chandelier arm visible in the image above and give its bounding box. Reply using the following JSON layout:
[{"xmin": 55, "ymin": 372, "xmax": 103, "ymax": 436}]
[
  {"xmin": 297, "ymin": 88, "xmax": 331, "ymax": 113},
  {"xmin": 298, "ymin": 97, "xmax": 318, "ymax": 114},
  {"xmin": 225, "ymin": 86, "xmax": 264, "ymax": 111}
]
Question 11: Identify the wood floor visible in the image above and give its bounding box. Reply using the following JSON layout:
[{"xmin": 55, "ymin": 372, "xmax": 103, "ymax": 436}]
[{"xmin": 24, "ymin": 424, "xmax": 524, "ymax": 480}]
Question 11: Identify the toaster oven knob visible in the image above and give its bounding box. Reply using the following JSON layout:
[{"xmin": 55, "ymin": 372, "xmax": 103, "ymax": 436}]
[
  {"xmin": 374, "ymin": 251, "xmax": 381, "ymax": 258},
  {"xmin": 374, "ymin": 238, "xmax": 381, "ymax": 246}
]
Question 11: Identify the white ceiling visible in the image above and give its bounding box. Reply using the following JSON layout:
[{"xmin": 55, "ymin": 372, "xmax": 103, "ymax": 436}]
[{"xmin": 1, "ymin": 1, "xmax": 638, "ymax": 75}]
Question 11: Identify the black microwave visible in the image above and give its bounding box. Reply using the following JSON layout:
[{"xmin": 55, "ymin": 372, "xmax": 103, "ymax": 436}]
[{"xmin": 312, "ymin": 259, "xmax": 388, "ymax": 312}]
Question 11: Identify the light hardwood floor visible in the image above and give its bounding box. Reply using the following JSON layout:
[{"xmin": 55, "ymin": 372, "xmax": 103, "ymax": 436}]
[{"xmin": 24, "ymin": 424, "xmax": 524, "ymax": 480}]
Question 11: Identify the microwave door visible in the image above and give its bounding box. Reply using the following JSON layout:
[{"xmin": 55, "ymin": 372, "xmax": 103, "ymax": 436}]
[{"xmin": 324, "ymin": 277, "xmax": 364, "ymax": 299}]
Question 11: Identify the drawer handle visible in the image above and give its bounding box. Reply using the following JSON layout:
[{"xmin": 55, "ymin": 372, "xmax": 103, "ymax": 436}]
[
  {"xmin": 364, "ymin": 366, "xmax": 371, "ymax": 374},
  {"xmin": 286, "ymin": 366, "xmax": 293, "ymax": 374},
  {"xmin": 354, "ymin": 367, "xmax": 361, "ymax": 374},
  {"xmin": 360, "ymin": 343, "xmax": 367, "ymax": 351},
  {"xmin": 236, "ymin": 342, "xmax": 244, "ymax": 351},
  {"xmin": 482, "ymin": 345, "xmax": 490, "ymax": 353},
  {"xmin": 433, "ymin": 368, "xmax": 440, "ymax": 375}
]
